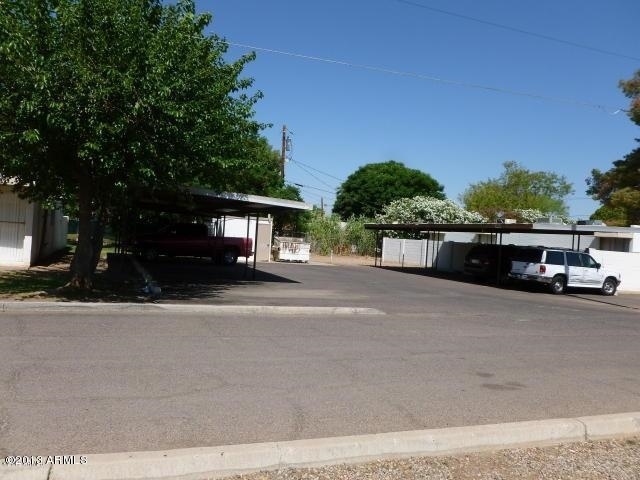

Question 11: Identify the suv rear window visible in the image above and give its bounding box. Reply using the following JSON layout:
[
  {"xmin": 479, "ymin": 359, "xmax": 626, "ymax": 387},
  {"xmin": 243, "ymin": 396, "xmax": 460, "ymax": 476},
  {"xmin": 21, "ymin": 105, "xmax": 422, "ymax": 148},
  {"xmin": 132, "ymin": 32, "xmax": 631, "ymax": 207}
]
[{"xmin": 545, "ymin": 251, "xmax": 564, "ymax": 265}]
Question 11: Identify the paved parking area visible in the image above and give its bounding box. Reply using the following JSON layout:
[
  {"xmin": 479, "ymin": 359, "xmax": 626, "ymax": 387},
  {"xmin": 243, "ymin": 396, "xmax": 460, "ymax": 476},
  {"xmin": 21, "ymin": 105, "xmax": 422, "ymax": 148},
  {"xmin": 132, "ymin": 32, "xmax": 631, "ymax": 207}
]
[
  {"xmin": 2, "ymin": 259, "xmax": 639, "ymax": 455},
  {"xmin": 142, "ymin": 257, "xmax": 640, "ymax": 313}
]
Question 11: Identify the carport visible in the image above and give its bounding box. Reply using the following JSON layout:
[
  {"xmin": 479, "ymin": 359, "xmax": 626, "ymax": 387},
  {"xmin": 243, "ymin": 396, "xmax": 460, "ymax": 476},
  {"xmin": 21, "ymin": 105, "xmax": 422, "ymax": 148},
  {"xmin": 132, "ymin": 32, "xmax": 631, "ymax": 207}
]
[
  {"xmin": 364, "ymin": 222, "xmax": 604, "ymax": 285},
  {"xmin": 130, "ymin": 187, "xmax": 312, "ymax": 278}
]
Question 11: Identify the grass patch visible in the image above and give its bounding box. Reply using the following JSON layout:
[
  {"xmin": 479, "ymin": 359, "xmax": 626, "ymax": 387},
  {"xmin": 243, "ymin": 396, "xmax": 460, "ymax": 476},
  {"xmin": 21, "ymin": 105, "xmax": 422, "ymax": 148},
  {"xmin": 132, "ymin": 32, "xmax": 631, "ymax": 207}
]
[{"xmin": 0, "ymin": 269, "xmax": 69, "ymax": 295}]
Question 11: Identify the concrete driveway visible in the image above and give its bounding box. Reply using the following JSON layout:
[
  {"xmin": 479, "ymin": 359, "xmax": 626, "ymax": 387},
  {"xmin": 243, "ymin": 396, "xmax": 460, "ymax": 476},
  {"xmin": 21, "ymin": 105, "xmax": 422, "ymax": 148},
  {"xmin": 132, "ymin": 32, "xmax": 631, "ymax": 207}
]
[{"xmin": 1, "ymin": 260, "xmax": 640, "ymax": 456}]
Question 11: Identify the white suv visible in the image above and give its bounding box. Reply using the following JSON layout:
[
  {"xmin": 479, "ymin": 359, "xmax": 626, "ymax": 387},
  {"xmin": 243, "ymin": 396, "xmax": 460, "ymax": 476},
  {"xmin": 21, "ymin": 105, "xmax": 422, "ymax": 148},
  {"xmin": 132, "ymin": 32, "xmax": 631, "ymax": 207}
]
[{"xmin": 509, "ymin": 247, "xmax": 621, "ymax": 296}]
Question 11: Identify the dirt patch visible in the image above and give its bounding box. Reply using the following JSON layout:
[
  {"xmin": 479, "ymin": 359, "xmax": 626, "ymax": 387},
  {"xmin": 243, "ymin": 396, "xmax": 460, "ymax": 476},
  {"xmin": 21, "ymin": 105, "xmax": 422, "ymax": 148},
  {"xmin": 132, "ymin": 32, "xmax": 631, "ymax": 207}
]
[
  {"xmin": 224, "ymin": 436, "xmax": 640, "ymax": 480},
  {"xmin": 310, "ymin": 254, "xmax": 376, "ymax": 266},
  {"xmin": 0, "ymin": 251, "xmax": 148, "ymax": 302}
]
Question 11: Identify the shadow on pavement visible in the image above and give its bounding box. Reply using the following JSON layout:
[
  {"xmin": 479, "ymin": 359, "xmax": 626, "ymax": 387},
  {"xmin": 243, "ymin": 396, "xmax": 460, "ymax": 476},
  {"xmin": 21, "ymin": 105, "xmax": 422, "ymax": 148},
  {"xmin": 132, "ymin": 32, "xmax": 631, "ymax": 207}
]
[
  {"xmin": 376, "ymin": 265, "xmax": 640, "ymax": 310},
  {"xmin": 140, "ymin": 257, "xmax": 299, "ymax": 302},
  {"xmin": 376, "ymin": 265, "xmax": 496, "ymax": 285}
]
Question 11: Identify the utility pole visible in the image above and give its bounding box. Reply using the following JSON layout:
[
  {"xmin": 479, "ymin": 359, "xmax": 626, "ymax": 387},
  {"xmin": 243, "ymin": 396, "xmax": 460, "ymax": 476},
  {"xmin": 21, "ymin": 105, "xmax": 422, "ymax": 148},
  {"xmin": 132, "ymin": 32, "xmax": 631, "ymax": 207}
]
[
  {"xmin": 280, "ymin": 125, "xmax": 287, "ymax": 179},
  {"xmin": 320, "ymin": 197, "xmax": 324, "ymax": 214}
]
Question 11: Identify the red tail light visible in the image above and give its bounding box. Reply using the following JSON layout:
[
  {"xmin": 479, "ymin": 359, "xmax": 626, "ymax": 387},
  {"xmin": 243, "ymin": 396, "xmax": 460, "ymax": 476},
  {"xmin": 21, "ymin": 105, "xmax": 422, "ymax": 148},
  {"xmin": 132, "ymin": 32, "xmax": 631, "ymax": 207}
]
[{"xmin": 539, "ymin": 265, "xmax": 546, "ymax": 274}]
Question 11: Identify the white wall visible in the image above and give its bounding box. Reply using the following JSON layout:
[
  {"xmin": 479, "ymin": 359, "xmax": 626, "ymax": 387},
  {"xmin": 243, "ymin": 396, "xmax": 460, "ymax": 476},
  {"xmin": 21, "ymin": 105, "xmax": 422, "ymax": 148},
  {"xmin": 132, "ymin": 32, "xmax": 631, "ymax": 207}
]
[
  {"xmin": 586, "ymin": 248, "xmax": 640, "ymax": 293},
  {"xmin": 0, "ymin": 186, "xmax": 68, "ymax": 266},
  {"xmin": 0, "ymin": 187, "xmax": 29, "ymax": 265},
  {"xmin": 629, "ymin": 232, "xmax": 640, "ymax": 252},
  {"xmin": 213, "ymin": 216, "xmax": 273, "ymax": 262}
]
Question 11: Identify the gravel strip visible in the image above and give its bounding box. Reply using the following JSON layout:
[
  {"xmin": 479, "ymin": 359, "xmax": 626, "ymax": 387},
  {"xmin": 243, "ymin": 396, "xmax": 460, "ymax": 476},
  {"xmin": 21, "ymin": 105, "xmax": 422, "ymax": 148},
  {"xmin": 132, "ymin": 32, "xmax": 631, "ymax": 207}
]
[{"xmin": 222, "ymin": 437, "xmax": 640, "ymax": 480}]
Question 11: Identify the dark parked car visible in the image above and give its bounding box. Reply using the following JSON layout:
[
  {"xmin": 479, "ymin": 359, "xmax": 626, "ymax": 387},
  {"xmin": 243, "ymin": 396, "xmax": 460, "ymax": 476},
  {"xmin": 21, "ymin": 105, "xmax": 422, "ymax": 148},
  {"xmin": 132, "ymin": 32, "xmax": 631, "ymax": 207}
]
[
  {"xmin": 131, "ymin": 223, "xmax": 253, "ymax": 265},
  {"xmin": 463, "ymin": 244, "xmax": 521, "ymax": 282}
]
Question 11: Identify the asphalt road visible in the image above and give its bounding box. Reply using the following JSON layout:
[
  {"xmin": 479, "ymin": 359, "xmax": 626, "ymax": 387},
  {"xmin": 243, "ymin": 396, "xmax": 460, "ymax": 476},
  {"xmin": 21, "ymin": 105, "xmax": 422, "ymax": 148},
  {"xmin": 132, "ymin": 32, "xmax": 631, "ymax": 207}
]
[{"xmin": 1, "ymin": 261, "xmax": 640, "ymax": 456}]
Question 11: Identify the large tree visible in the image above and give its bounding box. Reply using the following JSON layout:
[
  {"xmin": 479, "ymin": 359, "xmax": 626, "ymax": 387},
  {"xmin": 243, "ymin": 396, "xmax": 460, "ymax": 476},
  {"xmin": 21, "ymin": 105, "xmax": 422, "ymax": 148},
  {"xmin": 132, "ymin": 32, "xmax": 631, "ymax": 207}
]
[
  {"xmin": 0, "ymin": 0, "xmax": 263, "ymax": 288},
  {"xmin": 333, "ymin": 161, "xmax": 445, "ymax": 220},
  {"xmin": 461, "ymin": 161, "xmax": 573, "ymax": 221},
  {"xmin": 587, "ymin": 70, "xmax": 640, "ymax": 226}
]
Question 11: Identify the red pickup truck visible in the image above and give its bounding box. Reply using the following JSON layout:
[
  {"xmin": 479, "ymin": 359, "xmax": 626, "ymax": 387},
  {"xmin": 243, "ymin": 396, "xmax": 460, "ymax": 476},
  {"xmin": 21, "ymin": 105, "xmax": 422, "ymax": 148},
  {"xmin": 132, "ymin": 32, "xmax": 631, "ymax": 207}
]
[{"xmin": 131, "ymin": 223, "xmax": 252, "ymax": 265}]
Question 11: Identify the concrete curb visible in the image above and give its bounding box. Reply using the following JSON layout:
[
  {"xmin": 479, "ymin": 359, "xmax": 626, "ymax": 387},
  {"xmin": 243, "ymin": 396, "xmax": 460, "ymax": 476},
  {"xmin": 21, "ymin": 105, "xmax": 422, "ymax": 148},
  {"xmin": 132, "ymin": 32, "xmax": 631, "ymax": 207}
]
[
  {"xmin": 3, "ymin": 412, "xmax": 639, "ymax": 480},
  {"xmin": 0, "ymin": 302, "xmax": 385, "ymax": 316}
]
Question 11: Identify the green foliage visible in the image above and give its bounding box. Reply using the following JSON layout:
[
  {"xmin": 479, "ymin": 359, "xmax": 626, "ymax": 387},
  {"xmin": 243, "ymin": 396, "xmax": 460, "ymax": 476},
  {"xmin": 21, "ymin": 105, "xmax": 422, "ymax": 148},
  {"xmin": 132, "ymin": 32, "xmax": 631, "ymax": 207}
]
[
  {"xmin": 304, "ymin": 210, "xmax": 375, "ymax": 256},
  {"xmin": 590, "ymin": 205, "xmax": 628, "ymax": 227},
  {"xmin": 586, "ymin": 70, "xmax": 640, "ymax": 226},
  {"xmin": 333, "ymin": 161, "xmax": 445, "ymax": 220},
  {"xmin": 461, "ymin": 161, "xmax": 573, "ymax": 220},
  {"xmin": 344, "ymin": 216, "xmax": 376, "ymax": 256},
  {"xmin": 270, "ymin": 184, "xmax": 311, "ymax": 235},
  {"xmin": 305, "ymin": 210, "xmax": 344, "ymax": 255},
  {"xmin": 0, "ymin": 0, "xmax": 263, "ymax": 287},
  {"xmin": 620, "ymin": 69, "xmax": 640, "ymax": 127},
  {"xmin": 376, "ymin": 196, "xmax": 485, "ymax": 238},
  {"xmin": 210, "ymin": 136, "xmax": 282, "ymax": 196}
]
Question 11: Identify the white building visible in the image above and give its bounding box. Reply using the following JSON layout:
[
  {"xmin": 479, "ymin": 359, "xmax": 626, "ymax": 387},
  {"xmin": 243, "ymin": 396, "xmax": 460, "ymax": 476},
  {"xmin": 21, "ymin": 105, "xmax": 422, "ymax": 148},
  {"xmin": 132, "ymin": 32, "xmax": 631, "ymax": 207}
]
[
  {"xmin": 0, "ymin": 185, "xmax": 68, "ymax": 266},
  {"xmin": 211, "ymin": 215, "xmax": 273, "ymax": 262}
]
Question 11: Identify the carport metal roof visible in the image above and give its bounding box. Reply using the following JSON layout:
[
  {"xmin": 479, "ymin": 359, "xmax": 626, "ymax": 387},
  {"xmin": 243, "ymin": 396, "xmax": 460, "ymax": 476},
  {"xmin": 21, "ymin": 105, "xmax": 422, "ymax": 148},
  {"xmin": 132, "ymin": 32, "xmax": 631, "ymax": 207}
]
[
  {"xmin": 363, "ymin": 222, "xmax": 612, "ymax": 236},
  {"xmin": 136, "ymin": 186, "xmax": 312, "ymax": 217}
]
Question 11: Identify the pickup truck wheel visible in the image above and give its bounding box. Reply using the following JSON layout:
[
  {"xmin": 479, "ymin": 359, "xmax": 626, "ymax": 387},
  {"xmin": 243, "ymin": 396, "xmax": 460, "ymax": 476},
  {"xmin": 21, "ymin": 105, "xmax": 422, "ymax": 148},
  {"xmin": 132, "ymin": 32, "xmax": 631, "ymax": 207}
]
[
  {"xmin": 222, "ymin": 248, "xmax": 238, "ymax": 265},
  {"xmin": 601, "ymin": 277, "xmax": 617, "ymax": 296},
  {"xmin": 143, "ymin": 248, "xmax": 158, "ymax": 262},
  {"xmin": 549, "ymin": 275, "xmax": 566, "ymax": 294}
]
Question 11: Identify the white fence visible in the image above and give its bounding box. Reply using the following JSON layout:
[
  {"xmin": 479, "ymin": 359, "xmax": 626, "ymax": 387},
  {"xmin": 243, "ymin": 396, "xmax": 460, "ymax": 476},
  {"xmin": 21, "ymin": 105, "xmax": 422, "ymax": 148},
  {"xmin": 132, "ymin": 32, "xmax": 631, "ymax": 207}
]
[
  {"xmin": 586, "ymin": 248, "xmax": 640, "ymax": 293},
  {"xmin": 382, "ymin": 238, "xmax": 473, "ymax": 272}
]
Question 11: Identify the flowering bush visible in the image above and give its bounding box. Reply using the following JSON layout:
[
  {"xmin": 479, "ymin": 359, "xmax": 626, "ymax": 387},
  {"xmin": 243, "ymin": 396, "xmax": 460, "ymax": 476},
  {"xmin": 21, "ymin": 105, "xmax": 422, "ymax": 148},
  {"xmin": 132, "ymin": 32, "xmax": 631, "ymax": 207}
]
[
  {"xmin": 513, "ymin": 208, "xmax": 544, "ymax": 223},
  {"xmin": 513, "ymin": 209, "xmax": 575, "ymax": 224},
  {"xmin": 375, "ymin": 196, "xmax": 486, "ymax": 238}
]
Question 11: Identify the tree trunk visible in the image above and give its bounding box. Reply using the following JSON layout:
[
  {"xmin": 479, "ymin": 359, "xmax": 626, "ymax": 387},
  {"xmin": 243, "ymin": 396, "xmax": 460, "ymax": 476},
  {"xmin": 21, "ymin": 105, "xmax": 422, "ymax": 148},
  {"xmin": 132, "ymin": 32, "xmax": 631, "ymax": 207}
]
[
  {"xmin": 69, "ymin": 178, "xmax": 95, "ymax": 290},
  {"xmin": 90, "ymin": 221, "xmax": 104, "ymax": 273}
]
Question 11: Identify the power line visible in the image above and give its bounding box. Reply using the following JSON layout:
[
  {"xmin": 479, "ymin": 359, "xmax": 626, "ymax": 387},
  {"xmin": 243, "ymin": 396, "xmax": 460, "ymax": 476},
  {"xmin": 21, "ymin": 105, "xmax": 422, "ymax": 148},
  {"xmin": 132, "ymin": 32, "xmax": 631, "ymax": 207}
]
[
  {"xmin": 394, "ymin": 0, "xmax": 640, "ymax": 63},
  {"xmin": 228, "ymin": 42, "xmax": 627, "ymax": 114},
  {"xmin": 289, "ymin": 158, "xmax": 344, "ymax": 182},
  {"xmin": 292, "ymin": 187, "xmax": 323, "ymax": 201},
  {"xmin": 290, "ymin": 160, "xmax": 337, "ymax": 190},
  {"xmin": 289, "ymin": 181, "xmax": 335, "ymax": 195}
]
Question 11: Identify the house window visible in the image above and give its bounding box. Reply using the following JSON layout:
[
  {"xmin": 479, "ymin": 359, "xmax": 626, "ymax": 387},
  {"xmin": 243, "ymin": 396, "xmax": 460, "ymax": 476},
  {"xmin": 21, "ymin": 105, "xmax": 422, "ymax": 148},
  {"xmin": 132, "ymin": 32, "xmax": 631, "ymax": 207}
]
[{"xmin": 598, "ymin": 237, "xmax": 630, "ymax": 252}]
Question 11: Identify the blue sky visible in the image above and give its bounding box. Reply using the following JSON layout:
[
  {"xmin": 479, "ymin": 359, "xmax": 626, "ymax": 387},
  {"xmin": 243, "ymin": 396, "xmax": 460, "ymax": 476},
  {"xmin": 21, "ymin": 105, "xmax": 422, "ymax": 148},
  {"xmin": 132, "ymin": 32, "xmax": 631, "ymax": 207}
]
[{"xmin": 200, "ymin": 0, "xmax": 639, "ymax": 219}]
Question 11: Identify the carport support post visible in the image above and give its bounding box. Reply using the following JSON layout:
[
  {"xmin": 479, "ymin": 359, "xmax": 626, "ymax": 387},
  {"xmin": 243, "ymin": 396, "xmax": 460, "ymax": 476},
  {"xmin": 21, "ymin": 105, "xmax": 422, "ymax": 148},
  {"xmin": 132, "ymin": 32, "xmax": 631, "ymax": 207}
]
[
  {"xmin": 252, "ymin": 214, "xmax": 259, "ymax": 280},
  {"xmin": 434, "ymin": 231, "xmax": 440, "ymax": 271},
  {"xmin": 496, "ymin": 232, "xmax": 504, "ymax": 286},
  {"xmin": 244, "ymin": 215, "xmax": 251, "ymax": 279},
  {"xmin": 425, "ymin": 231, "xmax": 430, "ymax": 269}
]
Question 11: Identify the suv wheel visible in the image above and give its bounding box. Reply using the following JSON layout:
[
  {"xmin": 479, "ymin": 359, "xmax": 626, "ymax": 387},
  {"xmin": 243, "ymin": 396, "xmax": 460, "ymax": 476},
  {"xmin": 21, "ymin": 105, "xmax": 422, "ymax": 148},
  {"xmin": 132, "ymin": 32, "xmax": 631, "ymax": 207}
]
[
  {"xmin": 601, "ymin": 277, "xmax": 617, "ymax": 296},
  {"xmin": 549, "ymin": 275, "xmax": 566, "ymax": 295}
]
